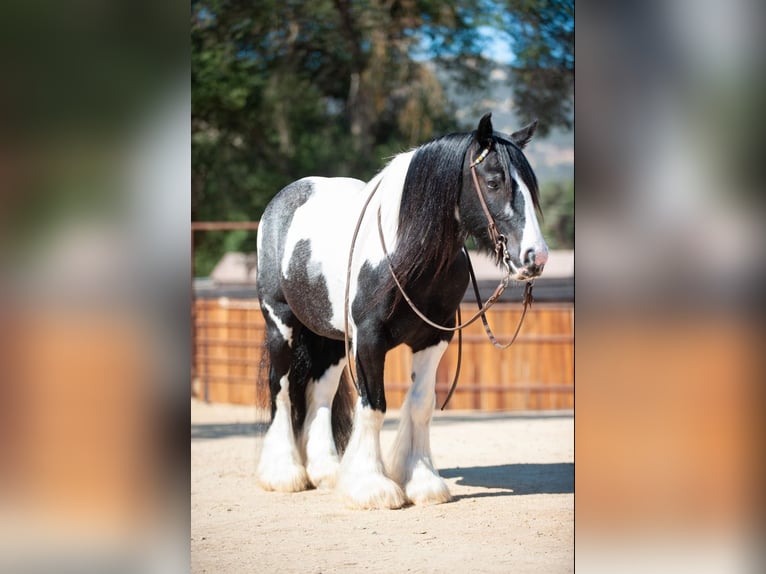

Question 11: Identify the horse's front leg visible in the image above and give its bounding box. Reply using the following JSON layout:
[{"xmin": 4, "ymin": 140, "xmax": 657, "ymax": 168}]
[
  {"xmin": 387, "ymin": 340, "xmax": 452, "ymax": 505},
  {"xmin": 336, "ymin": 334, "xmax": 406, "ymax": 509}
]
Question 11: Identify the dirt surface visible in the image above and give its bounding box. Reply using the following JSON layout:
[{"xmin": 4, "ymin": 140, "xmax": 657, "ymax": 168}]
[{"xmin": 191, "ymin": 399, "xmax": 573, "ymax": 573}]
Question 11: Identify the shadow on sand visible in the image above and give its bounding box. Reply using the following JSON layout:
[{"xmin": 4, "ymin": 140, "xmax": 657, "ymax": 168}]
[
  {"xmin": 191, "ymin": 422, "xmax": 269, "ymax": 440},
  {"xmin": 440, "ymin": 462, "xmax": 573, "ymax": 499}
]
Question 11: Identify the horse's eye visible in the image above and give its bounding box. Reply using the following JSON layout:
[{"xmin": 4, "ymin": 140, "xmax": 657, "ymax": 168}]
[{"xmin": 486, "ymin": 179, "xmax": 500, "ymax": 190}]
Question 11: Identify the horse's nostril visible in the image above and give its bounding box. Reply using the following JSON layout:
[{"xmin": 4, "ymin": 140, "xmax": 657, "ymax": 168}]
[
  {"xmin": 535, "ymin": 248, "xmax": 549, "ymax": 267},
  {"xmin": 524, "ymin": 249, "xmax": 535, "ymax": 267}
]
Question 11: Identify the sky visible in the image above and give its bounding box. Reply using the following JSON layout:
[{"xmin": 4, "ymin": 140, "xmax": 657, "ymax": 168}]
[
  {"xmin": 411, "ymin": 25, "xmax": 516, "ymax": 64},
  {"xmin": 477, "ymin": 25, "xmax": 515, "ymax": 64}
]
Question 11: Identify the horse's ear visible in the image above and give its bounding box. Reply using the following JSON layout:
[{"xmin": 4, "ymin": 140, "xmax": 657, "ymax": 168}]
[
  {"xmin": 476, "ymin": 113, "xmax": 493, "ymax": 147},
  {"xmin": 510, "ymin": 120, "xmax": 538, "ymax": 149}
]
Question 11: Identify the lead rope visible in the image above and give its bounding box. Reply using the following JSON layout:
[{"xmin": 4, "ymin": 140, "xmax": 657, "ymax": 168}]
[
  {"xmin": 376, "ymin": 208, "xmax": 512, "ymax": 333},
  {"xmin": 439, "ymin": 306, "xmax": 462, "ymax": 410},
  {"xmin": 439, "ymin": 253, "xmax": 533, "ymax": 410},
  {"xmin": 465, "ymin": 249, "xmax": 534, "ymax": 349},
  {"xmin": 376, "ymin": 209, "xmax": 534, "ymax": 409}
]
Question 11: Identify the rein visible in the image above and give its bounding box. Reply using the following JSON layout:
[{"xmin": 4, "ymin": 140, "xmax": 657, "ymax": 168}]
[
  {"xmin": 342, "ymin": 146, "xmax": 534, "ymax": 409},
  {"xmin": 377, "ymin": 210, "xmax": 534, "ymax": 409},
  {"xmin": 343, "ymin": 177, "xmax": 383, "ymax": 396},
  {"xmin": 375, "ymin": 208, "xmax": 518, "ymax": 333}
]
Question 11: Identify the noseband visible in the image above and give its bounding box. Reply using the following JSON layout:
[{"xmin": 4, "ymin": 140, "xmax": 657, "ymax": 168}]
[{"xmin": 343, "ymin": 143, "xmax": 534, "ymax": 408}]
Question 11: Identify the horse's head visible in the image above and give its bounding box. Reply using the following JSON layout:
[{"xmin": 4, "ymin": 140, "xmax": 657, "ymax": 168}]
[{"xmin": 460, "ymin": 113, "xmax": 549, "ymax": 280}]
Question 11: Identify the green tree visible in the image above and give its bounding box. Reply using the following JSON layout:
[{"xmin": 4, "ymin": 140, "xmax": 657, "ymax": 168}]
[
  {"xmin": 191, "ymin": 0, "xmax": 574, "ymax": 274},
  {"xmin": 539, "ymin": 180, "xmax": 574, "ymax": 249},
  {"xmin": 191, "ymin": 0, "xmax": 492, "ymax": 274},
  {"xmin": 498, "ymin": 0, "xmax": 574, "ymax": 136}
]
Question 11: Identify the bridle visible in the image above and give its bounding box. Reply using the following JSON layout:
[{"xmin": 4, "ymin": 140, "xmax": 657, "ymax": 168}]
[
  {"xmin": 343, "ymin": 142, "xmax": 535, "ymax": 409},
  {"xmin": 469, "ymin": 143, "xmax": 514, "ymax": 274}
]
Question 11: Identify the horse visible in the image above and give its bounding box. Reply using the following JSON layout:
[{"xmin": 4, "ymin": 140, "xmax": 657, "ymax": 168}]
[{"xmin": 255, "ymin": 113, "xmax": 548, "ymax": 509}]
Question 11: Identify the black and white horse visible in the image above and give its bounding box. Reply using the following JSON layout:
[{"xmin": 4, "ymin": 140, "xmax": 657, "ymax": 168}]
[{"xmin": 256, "ymin": 113, "xmax": 548, "ymax": 508}]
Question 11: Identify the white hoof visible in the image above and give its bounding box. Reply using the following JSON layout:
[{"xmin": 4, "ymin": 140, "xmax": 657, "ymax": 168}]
[
  {"xmin": 257, "ymin": 456, "xmax": 309, "ymax": 492},
  {"xmin": 337, "ymin": 472, "xmax": 407, "ymax": 510},
  {"xmin": 404, "ymin": 462, "xmax": 452, "ymax": 506},
  {"xmin": 306, "ymin": 456, "xmax": 340, "ymax": 489}
]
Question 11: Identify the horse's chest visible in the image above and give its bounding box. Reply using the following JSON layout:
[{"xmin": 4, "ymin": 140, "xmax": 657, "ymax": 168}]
[{"xmin": 378, "ymin": 267, "xmax": 469, "ymax": 350}]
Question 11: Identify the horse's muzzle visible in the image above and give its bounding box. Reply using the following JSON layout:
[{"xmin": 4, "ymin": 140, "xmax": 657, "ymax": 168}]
[{"xmin": 521, "ymin": 247, "xmax": 548, "ymax": 278}]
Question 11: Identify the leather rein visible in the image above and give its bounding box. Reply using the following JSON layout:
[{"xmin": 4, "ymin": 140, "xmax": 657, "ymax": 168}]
[{"xmin": 343, "ymin": 144, "xmax": 534, "ymax": 409}]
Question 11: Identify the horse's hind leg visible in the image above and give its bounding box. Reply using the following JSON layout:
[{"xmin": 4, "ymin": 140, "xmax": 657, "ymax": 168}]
[
  {"xmin": 387, "ymin": 340, "xmax": 452, "ymax": 505},
  {"xmin": 300, "ymin": 336, "xmax": 347, "ymax": 489},
  {"xmin": 256, "ymin": 301, "xmax": 309, "ymax": 492}
]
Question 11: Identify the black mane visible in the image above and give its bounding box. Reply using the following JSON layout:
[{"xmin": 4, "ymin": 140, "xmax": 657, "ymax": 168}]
[
  {"xmin": 393, "ymin": 132, "xmax": 473, "ymax": 285},
  {"xmin": 391, "ymin": 130, "xmax": 541, "ymax": 288}
]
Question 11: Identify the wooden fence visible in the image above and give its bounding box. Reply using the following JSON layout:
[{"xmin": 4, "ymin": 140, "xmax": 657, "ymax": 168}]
[{"xmin": 191, "ymin": 297, "xmax": 573, "ymax": 411}]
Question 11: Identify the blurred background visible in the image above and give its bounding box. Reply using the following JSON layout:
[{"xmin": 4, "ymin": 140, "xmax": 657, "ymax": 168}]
[
  {"xmin": 190, "ymin": 0, "xmax": 575, "ymax": 414},
  {"xmin": 0, "ymin": 1, "xmax": 191, "ymax": 572},
  {"xmin": 191, "ymin": 0, "xmax": 574, "ymax": 276},
  {"xmin": 0, "ymin": 0, "xmax": 764, "ymax": 572},
  {"xmin": 575, "ymin": 1, "xmax": 765, "ymax": 573}
]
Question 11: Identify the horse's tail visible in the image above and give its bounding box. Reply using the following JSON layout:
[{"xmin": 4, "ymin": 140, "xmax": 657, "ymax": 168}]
[
  {"xmin": 256, "ymin": 339, "xmax": 272, "ymax": 417},
  {"xmin": 331, "ymin": 368, "xmax": 355, "ymax": 454}
]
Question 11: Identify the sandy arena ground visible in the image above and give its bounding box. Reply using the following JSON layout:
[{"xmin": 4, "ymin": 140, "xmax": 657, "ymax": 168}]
[{"xmin": 191, "ymin": 399, "xmax": 573, "ymax": 573}]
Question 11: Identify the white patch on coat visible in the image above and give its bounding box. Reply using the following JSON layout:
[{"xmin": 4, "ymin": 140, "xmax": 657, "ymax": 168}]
[
  {"xmin": 256, "ymin": 374, "xmax": 309, "ymax": 492},
  {"xmin": 387, "ymin": 341, "xmax": 452, "ymax": 505},
  {"xmin": 336, "ymin": 399, "xmax": 406, "ymax": 509},
  {"xmin": 302, "ymin": 359, "xmax": 347, "ymax": 488},
  {"xmin": 260, "ymin": 301, "xmax": 293, "ymax": 348},
  {"xmin": 515, "ymin": 169, "xmax": 549, "ymax": 267},
  {"xmin": 256, "ymin": 214, "xmax": 265, "ymax": 255},
  {"xmin": 279, "ymin": 154, "xmax": 415, "ymax": 336}
]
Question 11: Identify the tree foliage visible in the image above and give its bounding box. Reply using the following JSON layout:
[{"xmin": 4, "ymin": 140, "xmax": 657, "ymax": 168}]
[
  {"xmin": 539, "ymin": 179, "xmax": 574, "ymax": 249},
  {"xmin": 499, "ymin": 0, "xmax": 574, "ymax": 136},
  {"xmin": 192, "ymin": 0, "xmax": 573, "ymax": 274}
]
